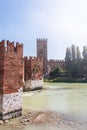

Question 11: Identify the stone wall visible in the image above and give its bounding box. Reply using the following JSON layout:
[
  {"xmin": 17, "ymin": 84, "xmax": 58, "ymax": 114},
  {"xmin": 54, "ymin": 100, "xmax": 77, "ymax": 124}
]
[
  {"xmin": 0, "ymin": 95, "xmax": 2, "ymax": 114},
  {"xmin": 2, "ymin": 88, "xmax": 22, "ymax": 119},
  {"xmin": 3, "ymin": 88, "xmax": 22, "ymax": 114},
  {"xmin": 24, "ymin": 79, "xmax": 43, "ymax": 91}
]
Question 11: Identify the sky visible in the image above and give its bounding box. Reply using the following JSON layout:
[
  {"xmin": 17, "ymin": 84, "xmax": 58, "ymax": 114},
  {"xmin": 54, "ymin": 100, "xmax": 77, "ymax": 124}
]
[{"xmin": 0, "ymin": 0, "xmax": 87, "ymax": 59}]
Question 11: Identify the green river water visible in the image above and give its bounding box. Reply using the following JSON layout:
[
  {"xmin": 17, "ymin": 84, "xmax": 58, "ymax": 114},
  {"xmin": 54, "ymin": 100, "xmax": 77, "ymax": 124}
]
[{"xmin": 1, "ymin": 82, "xmax": 87, "ymax": 130}]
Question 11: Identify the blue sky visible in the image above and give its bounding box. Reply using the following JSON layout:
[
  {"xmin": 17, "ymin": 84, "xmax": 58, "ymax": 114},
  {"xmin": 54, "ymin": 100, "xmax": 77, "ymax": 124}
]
[{"xmin": 0, "ymin": 0, "xmax": 87, "ymax": 59}]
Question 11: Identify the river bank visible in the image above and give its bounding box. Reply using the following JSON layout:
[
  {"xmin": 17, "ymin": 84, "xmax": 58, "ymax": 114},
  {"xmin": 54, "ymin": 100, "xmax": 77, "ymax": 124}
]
[
  {"xmin": 0, "ymin": 110, "xmax": 87, "ymax": 130},
  {"xmin": 44, "ymin": 77, "xmax": 87, "ymax": 83}
]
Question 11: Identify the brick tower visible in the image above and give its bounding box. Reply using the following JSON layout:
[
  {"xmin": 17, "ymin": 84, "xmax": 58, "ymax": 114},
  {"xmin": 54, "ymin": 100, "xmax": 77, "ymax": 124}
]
[
  {"xmin": 24, "ymin": 56, "xmax": 43, "ymax": 91},
  {"xmin": 37, "ymin": 39, "xmax": 47, "ymax": 75},
  {"xmin": 0, "ymin": 40, "xmax": 23, "ymax": 120}
]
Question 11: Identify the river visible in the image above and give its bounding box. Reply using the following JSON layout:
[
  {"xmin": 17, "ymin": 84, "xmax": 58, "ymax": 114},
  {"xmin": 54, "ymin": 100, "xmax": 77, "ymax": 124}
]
[
  {"xmin": 1, "ymin": 82, "xmax": 87, "ymax": 130},
  {"xmin": 23, "ymin": 83, "xmax": 87, "ymax": 116}
]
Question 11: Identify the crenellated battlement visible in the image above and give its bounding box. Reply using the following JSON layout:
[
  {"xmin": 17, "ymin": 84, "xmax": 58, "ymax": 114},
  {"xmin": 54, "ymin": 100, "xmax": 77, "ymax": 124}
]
[
  {"xmin": 24, "ymin": 56, "xmax": 43, "ymax": 62},
  {"xmin": 0, "ymin": 40, "xmax": 5, "ymax": 52},
  {"xmin": 16, "ymin": 42, "xmax": 23, "ymax": 53},
  {"xmin": 48, "ymin": 59, "xmax": 65, "ymax": 63},
  {"xmin": 37, "ymin": 38, "xmax": 47, "ymax": 43},
  {"xmin": 0, "ymin": 40, "xmax": 23, "ymax": 53},
  {"xmin": 24, "ymin": 56, "xmax": 43, "ymax": 81}
]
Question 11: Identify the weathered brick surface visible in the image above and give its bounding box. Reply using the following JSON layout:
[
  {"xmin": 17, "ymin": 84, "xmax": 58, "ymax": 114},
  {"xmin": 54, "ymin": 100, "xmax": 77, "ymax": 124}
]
[
  {"xmin": 0, "ymin": 40, "xmax": 23, "ymax": 119},
  {"xmin": 47, "ymin": 59, "xmax": 65, "ymax": 74},
  {"xmin": 24, "ymin": 56, "xmax": 43, "ymax": 81},
  {"xmin": 0, "ymin": 40, "xmax": 23, "ymax": 94},
  {"xmin": 0, "ymin": 40, "xmax": 5, "ymax": 92}
]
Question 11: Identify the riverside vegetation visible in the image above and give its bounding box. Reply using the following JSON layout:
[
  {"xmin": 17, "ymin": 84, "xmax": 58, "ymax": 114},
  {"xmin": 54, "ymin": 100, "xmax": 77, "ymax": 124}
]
[{"xmin": 45, "ymin": 44, "xmax": 87, "ymax": 83}]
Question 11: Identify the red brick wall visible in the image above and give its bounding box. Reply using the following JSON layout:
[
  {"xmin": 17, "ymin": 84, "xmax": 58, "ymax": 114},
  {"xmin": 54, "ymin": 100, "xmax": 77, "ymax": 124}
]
[
  {"xmin": 0, "ymin": 40, "xmax": 23, "ymax": 94},
  {"xmin": 47, "ymin": 59, "xmax": 65, "ymax": 74},
  {"xmin": 24, "ymin": 56, "xmax": 43, "ymax": 81},
  {"xmin": 24, "ymin": 57, "xmax": 30, "ymax": 81},
  {"xmin": 0, "ymin": 40, "xmax": 5, "ymax": 94}
]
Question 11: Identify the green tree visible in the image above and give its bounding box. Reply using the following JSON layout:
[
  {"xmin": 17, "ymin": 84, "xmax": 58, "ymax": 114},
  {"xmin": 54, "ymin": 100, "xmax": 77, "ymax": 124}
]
[
  {"xmin": 82, "ymin": 46, "xmax": 87, "ymax": 79},
  {"xmin": 49, "ymin": 65, "xmax": 64, "ymax": 78},
  {"xmin": 75, "ymin": 46, "xmax": 81, "ymax": 78},
  {"xmin": 71, "ymin": 45, "xmax": 76, "ymax": 77},
  {"xmin": 71, "ymin": 44, "xmax": 76, "ymax": 61},
  {"xmin": 65, "ymin": 47, "xmax": 72, "ymax": 77},
  {"xmin": 76, "ymin": 46, "xmax": 81, "ymax": 60},
  {"xmin": 65, "ymin": 45, "xmax": 82, "ymax": 78}
]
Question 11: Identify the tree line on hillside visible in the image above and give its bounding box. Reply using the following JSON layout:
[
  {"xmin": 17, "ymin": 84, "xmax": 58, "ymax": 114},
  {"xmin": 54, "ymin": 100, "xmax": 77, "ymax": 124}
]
[{"xmin": 49, "ymin": 44, "xmax": 87, "ymax": 81}]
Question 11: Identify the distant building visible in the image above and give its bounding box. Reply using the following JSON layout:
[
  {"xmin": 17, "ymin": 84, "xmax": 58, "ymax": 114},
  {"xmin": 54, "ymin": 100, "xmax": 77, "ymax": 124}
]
[
  {"xmin": 47, "ymin": 59, "xmax": 65, "ymax": 74},
  {"xmin": 24, "ymin": 56, "xmax": 43, "ymax": 91},
  {"xmin": 37, "ymin": 39, "xmax": 47, "ymax": 75}
]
